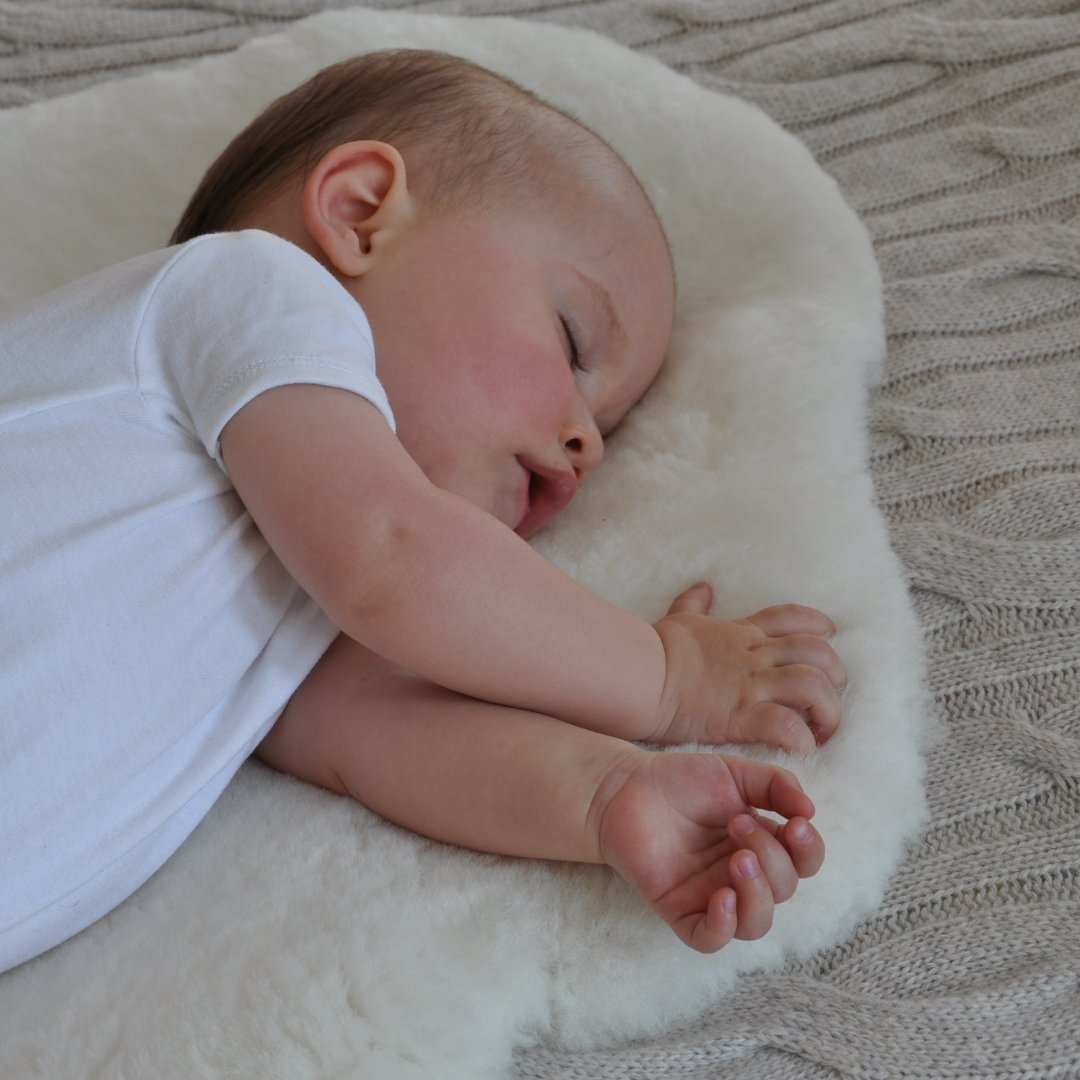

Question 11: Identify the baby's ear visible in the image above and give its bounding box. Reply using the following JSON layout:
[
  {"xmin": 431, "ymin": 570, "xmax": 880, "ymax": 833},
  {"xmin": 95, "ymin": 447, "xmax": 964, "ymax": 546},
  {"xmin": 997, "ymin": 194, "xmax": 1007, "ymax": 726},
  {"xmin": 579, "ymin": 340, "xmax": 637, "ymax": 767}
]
[{"xmin": 301, "ymin": 141, "xmax": 415, "ymax": 276}]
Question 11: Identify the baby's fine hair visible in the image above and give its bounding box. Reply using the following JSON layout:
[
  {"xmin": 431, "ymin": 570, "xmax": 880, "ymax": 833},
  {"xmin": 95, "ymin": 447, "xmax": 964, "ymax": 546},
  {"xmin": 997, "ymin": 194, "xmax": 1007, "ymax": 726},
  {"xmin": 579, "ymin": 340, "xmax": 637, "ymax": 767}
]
[{"xmin": 171, "ymin": 49, "xmax": 608, "ymax": 245}]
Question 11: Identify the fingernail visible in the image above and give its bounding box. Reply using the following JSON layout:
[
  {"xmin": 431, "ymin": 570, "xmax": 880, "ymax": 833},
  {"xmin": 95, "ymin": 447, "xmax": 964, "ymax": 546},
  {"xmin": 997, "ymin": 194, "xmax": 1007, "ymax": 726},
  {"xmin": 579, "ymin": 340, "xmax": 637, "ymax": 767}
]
[
  {"xmin": 729, "ymin": 815, "xmax": 754, "ymax": 839},
  {"xmin": 790, "ymin": 820, "xmax": 811, "ymax": 842},
  {"xmin": 720, "ymin": 891, "xmax": 737, "ymax": 914},
  {"xmin": 735, "ymin": 853, "xmax": 758, "ymax": 879}
]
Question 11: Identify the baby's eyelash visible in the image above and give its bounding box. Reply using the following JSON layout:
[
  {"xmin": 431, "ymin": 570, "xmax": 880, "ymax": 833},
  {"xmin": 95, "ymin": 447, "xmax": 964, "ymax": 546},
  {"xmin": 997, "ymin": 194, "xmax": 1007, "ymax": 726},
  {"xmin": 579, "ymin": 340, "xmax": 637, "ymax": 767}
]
[{"xmin": 560, "ymin": 315, "xmax": 588, "ymax": 373}]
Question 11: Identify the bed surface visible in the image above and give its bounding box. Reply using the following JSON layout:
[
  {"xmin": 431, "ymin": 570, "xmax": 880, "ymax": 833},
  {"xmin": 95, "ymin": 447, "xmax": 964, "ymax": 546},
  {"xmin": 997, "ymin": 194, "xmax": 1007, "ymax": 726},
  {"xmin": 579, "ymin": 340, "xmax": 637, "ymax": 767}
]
[{"xmin": 3, "ymin": 2, "xmax": 1078, "ymax": 1078}]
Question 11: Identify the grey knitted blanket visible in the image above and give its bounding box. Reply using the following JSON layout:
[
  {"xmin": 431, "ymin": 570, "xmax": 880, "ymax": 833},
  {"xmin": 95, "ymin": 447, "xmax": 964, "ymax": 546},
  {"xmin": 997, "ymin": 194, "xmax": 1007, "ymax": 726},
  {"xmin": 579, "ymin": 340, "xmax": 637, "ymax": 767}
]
[{"xmin": 3, "ymin": 2, "xmax": 1078, "ymax": 1077}]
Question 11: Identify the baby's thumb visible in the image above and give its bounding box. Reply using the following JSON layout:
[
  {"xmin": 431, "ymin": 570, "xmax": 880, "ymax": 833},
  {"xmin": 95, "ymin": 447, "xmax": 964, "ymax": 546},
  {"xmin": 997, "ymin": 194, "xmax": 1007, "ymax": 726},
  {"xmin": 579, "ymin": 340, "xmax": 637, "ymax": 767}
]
[{"xmin": 666, "ymin": 581, "xmax": 713, "ymax": 617}]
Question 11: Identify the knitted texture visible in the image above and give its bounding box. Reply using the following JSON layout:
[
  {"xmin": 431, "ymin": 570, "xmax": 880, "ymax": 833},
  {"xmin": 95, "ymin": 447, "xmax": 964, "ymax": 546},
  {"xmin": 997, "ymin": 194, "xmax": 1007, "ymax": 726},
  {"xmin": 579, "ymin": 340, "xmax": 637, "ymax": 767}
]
[{"xmin": 3, "ymin": 2, "xmax": 1078, "ymax": 1077}]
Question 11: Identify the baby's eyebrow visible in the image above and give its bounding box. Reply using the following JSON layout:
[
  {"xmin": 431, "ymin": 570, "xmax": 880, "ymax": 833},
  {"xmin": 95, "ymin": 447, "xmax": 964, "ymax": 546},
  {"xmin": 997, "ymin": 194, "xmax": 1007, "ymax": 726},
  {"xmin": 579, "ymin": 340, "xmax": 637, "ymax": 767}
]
[
  {"xmin": 573, "ymin": 269, "xmax": 626, "ymax": 357},
  {"xmin": 570, "ymin": 270, "xmax": 636, "ymax": 438}
]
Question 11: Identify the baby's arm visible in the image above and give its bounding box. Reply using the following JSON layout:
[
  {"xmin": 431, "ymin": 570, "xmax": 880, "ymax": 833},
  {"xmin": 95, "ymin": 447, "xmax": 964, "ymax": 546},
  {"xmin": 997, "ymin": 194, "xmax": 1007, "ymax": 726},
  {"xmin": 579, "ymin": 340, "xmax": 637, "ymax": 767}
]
[
  {"xmin": 222, "ymin": 384, "xmax": 665, "ymax": 739},
  {"xmin": 257, "ymin": 634, "xmax": 825, "ymax": 952},
  {"xmin": 222, "ymin": 385, "xmax": 844, "ymax": 753}
]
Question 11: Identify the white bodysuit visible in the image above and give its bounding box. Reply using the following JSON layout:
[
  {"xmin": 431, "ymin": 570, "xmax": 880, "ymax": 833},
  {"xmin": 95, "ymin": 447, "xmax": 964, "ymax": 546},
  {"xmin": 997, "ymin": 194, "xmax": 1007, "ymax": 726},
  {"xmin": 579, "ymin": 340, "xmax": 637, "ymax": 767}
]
[{"xmin": 0, "ymin": 230, "xmax": 395, "ymax": 973}]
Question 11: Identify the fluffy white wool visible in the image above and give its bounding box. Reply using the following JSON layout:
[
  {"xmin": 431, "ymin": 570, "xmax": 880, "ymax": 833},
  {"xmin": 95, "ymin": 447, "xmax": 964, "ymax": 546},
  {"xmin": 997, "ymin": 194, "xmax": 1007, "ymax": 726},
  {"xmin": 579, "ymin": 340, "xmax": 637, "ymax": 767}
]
[{"xmin": 0, "ymin": 9, "xmax": 930, "ymax": 1078}]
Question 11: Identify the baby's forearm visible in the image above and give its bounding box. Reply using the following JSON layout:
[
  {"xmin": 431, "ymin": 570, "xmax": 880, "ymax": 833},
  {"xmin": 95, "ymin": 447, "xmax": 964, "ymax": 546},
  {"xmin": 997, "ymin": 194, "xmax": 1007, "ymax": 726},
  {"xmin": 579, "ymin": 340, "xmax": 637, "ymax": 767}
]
[
  {"xmin": 222, "ymin": 386, "xmax": 666, "ymax": 741},
  {"xmin": 352, "ymin": 483, "xmax": 666, "ymax": 739},
  {"xmin": 257, "ymin": 635, "xmax": 642, "ymax": 863}
]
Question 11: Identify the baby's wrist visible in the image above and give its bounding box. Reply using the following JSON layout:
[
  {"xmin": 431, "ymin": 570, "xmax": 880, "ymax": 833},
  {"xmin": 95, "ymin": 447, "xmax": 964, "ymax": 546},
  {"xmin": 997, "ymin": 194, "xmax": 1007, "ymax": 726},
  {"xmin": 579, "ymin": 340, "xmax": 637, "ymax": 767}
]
[
  {"xmin": 584, "ymin": 743, "xmax": 649, "ymax": 866},
  {"xmin": 648, "ymin": 617, "xmax": 690, "ymax": 743}
]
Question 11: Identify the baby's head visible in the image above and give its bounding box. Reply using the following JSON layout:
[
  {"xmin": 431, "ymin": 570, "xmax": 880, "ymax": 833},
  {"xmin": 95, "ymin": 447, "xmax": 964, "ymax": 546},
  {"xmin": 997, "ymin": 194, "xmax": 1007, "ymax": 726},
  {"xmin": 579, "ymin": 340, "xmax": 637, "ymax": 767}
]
[{"xmin": 174, "ymin": 50, "xmax": 675, "ymax": 535}]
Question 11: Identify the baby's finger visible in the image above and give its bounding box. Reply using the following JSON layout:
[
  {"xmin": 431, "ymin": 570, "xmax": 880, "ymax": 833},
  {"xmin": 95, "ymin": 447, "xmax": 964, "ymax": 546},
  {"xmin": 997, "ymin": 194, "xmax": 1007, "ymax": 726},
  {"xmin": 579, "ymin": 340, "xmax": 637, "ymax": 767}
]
[
  {"xmin": 742, "ymin": 604, "xmax": 836, "ymax": 640},
  {"xmin": 722, "ymin": 756, "xmax": 816, "ymax": 821},
  {"xmin": 730, "ymin": 850, "xmax": 775, "ymax": 940},
  {"xmin": 746, "ymin": 812, "xmax": 825, "ymax": 877},
  {"xmin": 664, "ymin": 580, "xmax": 713, "ymax": 617},
  {"xmin": 745, "ymin": 701, "xmax": 818, "ymax": 756},
  {"xmin": 760, "ymin": 664, "xmax": 842, "ymax": 744},
  {"xmin": 781, "ymin": 817, "xmax": 825, "ymax": 879},
  {"xmin": 762, "ymin": 634, "xmax": 847, "ymax": 690},
  {"xmin": 748, "ymin": 813, "xmax": 781, "ymax": 837},
  {"xmin": 729, "ymin": 814, "xmax": 798, "ymax": 902},
  {"xmin": 681, "ymin": 888, "xmax": 739, "ymax": 953}
]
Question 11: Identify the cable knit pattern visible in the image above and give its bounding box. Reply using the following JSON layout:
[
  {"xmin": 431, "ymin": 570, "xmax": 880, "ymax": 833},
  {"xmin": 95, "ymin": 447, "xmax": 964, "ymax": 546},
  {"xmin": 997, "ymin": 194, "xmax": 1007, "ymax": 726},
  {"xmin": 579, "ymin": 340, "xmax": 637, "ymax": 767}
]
[{"xmin": 3, "ymin": 2, "xmax": 1078, "ymax": 1076}]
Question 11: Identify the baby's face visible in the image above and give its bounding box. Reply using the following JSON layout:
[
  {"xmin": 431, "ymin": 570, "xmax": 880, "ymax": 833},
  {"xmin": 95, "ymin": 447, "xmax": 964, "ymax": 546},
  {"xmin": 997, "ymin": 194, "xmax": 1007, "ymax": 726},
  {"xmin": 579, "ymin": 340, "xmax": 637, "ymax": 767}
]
[{"xmin": 351, "ymin": 172, "xmax": 675, "ymax": 536}]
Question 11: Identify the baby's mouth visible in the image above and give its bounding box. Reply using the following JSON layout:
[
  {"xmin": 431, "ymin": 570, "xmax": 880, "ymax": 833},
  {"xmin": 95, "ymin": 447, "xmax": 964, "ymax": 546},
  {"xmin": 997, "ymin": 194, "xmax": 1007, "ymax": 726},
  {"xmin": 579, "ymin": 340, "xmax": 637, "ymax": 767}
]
[{"xmin": 514, "ymin": 460, "xmax": 578, "ymax": 538}]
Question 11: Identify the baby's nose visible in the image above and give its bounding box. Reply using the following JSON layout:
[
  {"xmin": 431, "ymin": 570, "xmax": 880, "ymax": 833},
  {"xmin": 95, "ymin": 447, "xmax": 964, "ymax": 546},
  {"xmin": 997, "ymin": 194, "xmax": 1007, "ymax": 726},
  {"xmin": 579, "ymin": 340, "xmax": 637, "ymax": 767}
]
[{"xmin": 561, "ymin": 416, "xmax": 604, "ymax": 480}]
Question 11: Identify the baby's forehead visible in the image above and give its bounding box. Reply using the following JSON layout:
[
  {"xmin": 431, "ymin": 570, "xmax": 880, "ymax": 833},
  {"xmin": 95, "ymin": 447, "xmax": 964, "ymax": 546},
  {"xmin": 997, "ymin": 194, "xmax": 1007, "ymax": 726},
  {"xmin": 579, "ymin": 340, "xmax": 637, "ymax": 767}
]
[{"xmin": 520, "ymin": 140, "xmax": 665, "ymax": 239}]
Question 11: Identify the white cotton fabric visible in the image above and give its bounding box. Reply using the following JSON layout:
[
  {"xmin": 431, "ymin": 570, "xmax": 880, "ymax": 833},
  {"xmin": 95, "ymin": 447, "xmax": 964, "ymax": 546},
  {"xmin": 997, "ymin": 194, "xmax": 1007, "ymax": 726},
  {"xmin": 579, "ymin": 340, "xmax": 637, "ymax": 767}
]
[{"xmin": 0, "ymin": 229, "xmax": 394, "ymax": 973}]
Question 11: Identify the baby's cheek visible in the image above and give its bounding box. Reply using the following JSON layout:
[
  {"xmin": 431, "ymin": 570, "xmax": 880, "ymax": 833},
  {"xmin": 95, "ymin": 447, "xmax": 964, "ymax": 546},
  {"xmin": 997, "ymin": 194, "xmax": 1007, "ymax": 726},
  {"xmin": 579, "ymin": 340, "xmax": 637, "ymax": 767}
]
[{"xmin": 472, "ymin": 347, "xmax": 572, "ymax": 426}]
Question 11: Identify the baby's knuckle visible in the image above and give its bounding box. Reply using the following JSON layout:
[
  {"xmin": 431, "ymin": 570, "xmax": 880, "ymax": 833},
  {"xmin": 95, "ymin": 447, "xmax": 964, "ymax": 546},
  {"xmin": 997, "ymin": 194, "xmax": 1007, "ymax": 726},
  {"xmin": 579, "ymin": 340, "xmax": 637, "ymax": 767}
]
[
  {"xmin": 807, "ymin": 637, "xmax": 837, "ymax": 663},
  {"xmin": 773, "ymin": 763, "xmax": 799, "ymax": 787},
  {"xmin": 737, "ymin": 622, "xmax": 768, "ymax": 649},
  {"xmin": 775, "ymin": 877, "xmax": 797, "ymax": 904},
  {"xmin": 795, "ymin": 663, "xmax": 832, "ymax": 694},
  {"xmin": 743, "ymin": 914, "xmax": 773, "ymax": 941},
  {"xmin": 779, "ymin": 713, "xmax": 811, "ymax": 749}
]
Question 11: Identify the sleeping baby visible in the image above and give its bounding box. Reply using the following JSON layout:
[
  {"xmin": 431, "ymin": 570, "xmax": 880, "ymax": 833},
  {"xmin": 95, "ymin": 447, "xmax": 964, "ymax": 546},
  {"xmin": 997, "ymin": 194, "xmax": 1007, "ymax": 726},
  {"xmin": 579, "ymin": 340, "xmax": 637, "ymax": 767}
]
[{"xmin": 0, "ymin": 49, "xmax": 846, "ymax": 973}]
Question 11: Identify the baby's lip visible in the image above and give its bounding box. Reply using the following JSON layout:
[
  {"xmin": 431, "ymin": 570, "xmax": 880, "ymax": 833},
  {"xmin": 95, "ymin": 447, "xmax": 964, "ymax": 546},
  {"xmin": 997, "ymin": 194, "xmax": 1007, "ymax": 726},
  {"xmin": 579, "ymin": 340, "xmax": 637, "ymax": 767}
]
[{"xmin": 514, "ymin": 458, "xmax": 578, "ymax": 538}]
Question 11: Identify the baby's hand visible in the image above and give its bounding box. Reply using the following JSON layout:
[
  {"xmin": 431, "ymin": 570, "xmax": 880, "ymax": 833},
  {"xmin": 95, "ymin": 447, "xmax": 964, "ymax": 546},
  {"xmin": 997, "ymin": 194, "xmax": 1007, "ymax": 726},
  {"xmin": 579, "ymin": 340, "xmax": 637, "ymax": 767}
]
[
  {"xmin": 595, "ymin": 750, "xmax": 823, "ymax": 952},
  {"xmin": 651, "ymin": 583, "xmax": 846, "ymax": 755}
]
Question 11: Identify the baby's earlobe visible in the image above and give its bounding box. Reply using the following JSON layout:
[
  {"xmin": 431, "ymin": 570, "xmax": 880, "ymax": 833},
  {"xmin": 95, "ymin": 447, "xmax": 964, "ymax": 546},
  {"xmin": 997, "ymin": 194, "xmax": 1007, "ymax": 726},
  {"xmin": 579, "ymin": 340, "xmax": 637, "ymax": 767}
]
[{"xmin": 343, "ymin": 226, "xmax": 371, "ymax": 256}]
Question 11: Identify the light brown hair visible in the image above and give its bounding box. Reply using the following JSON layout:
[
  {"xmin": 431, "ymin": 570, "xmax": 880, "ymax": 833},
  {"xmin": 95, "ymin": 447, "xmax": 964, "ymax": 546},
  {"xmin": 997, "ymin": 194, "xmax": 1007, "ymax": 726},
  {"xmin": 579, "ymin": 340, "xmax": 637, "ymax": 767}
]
[{"xmin": 170, "ymin": 49, "xmax": 604, "ymax": 245}]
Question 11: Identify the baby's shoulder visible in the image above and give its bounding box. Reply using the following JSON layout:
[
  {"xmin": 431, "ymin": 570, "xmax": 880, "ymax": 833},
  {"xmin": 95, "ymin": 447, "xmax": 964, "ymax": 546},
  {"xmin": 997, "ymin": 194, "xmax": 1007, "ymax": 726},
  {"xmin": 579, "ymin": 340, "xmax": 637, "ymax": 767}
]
[
  {"xmin": 158, "ymin": 229, "xmax": 356, "ymax": 320},
  {"xmin": 166, "ymin": 229, "xmax": 320, "ymax": 282}
]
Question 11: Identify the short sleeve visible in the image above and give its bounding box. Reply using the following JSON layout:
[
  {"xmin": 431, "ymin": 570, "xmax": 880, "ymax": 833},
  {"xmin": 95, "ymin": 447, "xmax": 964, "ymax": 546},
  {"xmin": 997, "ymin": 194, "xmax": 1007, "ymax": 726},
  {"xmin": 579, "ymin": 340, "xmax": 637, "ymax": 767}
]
[{"xmin": 134, "ymin": 230, "xmax": 395, "ymax": 470}]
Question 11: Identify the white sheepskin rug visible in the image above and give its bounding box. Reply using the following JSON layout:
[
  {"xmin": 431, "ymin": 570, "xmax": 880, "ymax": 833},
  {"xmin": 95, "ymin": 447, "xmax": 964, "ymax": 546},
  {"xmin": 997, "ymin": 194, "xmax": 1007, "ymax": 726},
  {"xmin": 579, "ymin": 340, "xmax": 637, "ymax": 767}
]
[{"xmin": 0, "ymin": 9, "xmax": 930, "ymax": 1078}]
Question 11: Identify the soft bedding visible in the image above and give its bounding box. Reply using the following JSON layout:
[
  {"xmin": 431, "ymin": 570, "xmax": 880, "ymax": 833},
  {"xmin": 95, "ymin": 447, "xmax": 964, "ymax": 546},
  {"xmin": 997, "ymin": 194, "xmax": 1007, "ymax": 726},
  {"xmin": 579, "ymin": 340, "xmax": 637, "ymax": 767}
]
[{"xmin": 2, "ymin": 3, "xmax": 1078, "ymax": 1079}]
